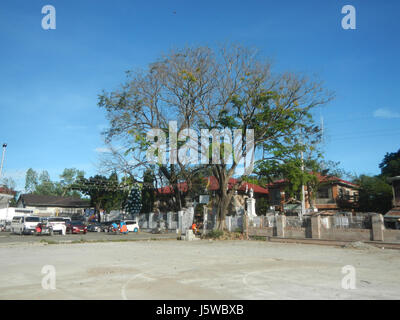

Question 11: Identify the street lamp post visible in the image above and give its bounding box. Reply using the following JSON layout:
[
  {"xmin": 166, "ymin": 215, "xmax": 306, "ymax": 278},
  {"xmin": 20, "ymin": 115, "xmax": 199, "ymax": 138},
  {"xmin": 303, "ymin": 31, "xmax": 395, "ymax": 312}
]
[{"xmin": 0, "ymin": 143, "xmax": 7, "ymax": 180}]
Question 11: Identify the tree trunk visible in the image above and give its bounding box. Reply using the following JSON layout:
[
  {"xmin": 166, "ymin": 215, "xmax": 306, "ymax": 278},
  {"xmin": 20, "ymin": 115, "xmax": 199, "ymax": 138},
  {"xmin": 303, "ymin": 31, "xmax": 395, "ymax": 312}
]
[{"xmin": 215, "ymin": 174, "xmax": 234, "ymax": 230}]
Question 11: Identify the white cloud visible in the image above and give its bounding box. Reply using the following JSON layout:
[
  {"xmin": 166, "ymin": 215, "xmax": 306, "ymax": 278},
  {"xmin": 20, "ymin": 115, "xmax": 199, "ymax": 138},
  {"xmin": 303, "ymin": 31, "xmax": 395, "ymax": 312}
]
[
  {"xmin": 94, "ymin": 147, "xmax": 111, "ymax": 153},
  {"xmin": 373, "ymin": 108, "xmax": 400, "ymax": 119}
]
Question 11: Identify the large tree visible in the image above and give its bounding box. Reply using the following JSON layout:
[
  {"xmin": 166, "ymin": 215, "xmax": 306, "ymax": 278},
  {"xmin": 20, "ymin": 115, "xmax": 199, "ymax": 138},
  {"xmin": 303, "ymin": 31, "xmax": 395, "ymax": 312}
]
[
  {"xmin": 99, "ymin": 45, "xmax": 333, "ymax": 229},
  {"xmin": 379, "ymin": 148, "xmax": 400, "ymax": 178},
  {"xmin": 25, "ymin": 168, "xmax": 38, "ymax": 193}
]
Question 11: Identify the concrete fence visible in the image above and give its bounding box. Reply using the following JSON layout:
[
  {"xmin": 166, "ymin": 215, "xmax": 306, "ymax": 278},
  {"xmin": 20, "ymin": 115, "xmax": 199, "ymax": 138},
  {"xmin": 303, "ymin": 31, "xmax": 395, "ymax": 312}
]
[
  {"xmin": 248, "ymin": 214, "xmax": 400, "ymax": 243},
  {"xmin": 136, "ymin": 209, "xmax": 194, "ymax": 232}
]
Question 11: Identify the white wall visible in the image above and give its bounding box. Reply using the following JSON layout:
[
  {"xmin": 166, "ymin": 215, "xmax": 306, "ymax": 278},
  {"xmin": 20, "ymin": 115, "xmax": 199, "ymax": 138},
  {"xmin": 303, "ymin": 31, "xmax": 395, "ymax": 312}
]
[{"xmin": 0, "ymin": 208, "xmax": 33, "ymax": 222}]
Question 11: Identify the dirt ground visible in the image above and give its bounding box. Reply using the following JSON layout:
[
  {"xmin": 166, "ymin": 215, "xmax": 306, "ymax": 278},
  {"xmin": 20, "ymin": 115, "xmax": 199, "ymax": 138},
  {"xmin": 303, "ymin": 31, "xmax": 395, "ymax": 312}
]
[{"xmin": 0, "ymin": 239, "xmax": 399, "ymax": 300}]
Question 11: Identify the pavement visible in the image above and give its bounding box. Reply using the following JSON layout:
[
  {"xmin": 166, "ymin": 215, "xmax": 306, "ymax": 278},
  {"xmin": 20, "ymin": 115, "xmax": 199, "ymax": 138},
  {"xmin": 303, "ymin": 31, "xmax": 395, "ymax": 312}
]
[
  {"xmin": 0, "ymin": 231, "xmax": 177, "ymax": 245},
  {"xmin": 0, "ymin": 238, "xmax": 400, "ymax": 300}
]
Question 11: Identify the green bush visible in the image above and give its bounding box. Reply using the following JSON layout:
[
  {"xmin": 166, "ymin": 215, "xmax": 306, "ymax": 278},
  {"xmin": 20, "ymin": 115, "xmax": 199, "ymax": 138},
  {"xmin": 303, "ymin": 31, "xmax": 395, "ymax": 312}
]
[{"xmin": 205, "ymin": 229, "xmax": 224, "ymax": 239}]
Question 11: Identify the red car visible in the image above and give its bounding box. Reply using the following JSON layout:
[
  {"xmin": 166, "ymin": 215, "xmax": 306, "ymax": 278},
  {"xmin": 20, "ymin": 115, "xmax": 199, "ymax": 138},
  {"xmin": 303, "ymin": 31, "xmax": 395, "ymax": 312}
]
[{"xmin": 66, "ymin": 221, "xmax": 87, "ymax": 234}]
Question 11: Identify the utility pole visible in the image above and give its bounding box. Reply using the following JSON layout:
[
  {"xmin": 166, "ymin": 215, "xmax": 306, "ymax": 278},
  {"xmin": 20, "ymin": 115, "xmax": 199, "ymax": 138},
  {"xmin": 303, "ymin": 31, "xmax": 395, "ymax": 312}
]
[
  {"xmin": 300, "ymin": 148, "xmax": 305, "ymax": 221},
  {"xmin": 0, "ymin": 143, "xmax": 7, "ymax": 180}
]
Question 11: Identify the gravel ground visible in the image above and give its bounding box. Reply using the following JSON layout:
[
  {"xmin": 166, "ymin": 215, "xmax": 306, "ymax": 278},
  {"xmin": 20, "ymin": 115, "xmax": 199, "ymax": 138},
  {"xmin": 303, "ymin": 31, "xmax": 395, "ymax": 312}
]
[{"xmin": 0, "ymin": 239, "xmax": 399, "ymax": 300}]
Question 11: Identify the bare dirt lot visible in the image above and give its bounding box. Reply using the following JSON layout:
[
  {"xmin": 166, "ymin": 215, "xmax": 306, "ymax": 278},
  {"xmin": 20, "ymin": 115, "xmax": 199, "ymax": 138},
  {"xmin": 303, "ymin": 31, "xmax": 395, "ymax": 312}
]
[{"xmin": 0, "ymin": 239, "xmax": 399, "ymax": 300}]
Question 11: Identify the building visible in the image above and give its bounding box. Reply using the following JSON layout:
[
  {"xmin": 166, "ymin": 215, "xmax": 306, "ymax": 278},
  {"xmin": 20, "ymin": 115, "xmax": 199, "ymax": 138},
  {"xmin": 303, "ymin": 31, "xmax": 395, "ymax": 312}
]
[
  {"xmin": 384, "ymin": 176, "xmax": 400, "ymax": 229},
  {"xmin": 17, "ymin": 194, "xmax": 91, "ymax": 217},
  {"xmin": 0, "ymin": 186, "xmax": 16, "ymax": 209},
  {"xmin": 155, "ymin": 176, "xmax": 269, "ymax": 215},
  {"xmin": 268, "ymin": 175, "xmax": 359, "ymax": 211}
]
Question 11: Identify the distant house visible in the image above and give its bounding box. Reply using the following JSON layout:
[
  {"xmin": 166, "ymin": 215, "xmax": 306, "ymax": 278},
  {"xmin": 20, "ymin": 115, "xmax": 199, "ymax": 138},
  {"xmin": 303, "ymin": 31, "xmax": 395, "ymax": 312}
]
[
  {"xmin": 268, "ymin": 175, "xmax": 359, "ymax": 211},
  {"xmin": 384, "ymin": 176, "xmax": 400, "ymax": 229},
  {"xmin": 0, "ymin": 187, "xmax": 16, "ymax": 209},
  {"xmin": 17, "ymin": 194, "xmax": 91, "ymax": 217}
]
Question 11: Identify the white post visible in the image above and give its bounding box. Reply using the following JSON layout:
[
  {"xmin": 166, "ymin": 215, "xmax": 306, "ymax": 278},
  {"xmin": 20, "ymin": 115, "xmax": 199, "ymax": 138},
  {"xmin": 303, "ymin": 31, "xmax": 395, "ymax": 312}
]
[
  {"xmin": 203, "ymin": 206, "xmax": 208, "ymax": 235},
  {"xmin": 300, "ymin": 149, "xmax": 305, "ymax": 221}
]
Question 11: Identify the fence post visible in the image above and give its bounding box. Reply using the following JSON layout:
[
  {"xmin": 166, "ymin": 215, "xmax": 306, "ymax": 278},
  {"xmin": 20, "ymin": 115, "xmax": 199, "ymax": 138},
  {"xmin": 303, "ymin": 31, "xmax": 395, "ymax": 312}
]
[
  {"xmin": 276, "ymin": 215, "xmax": 286, "ymax": 238},
  {"xmin": 148, "ymin": 212, "xmax": 154, "ymax": 229},
  {"xmin": 203, "ymin": 206, "xmax": 208, "ymax": 235},
  {"xmin": 227, "ymin": 216, "xmax": 232, "ymax": 232},
  {"xmin": 311, "ymin": 215, "xmax": 321, "ymax": 239},
  {"xmin": 372, "ymin": 214, "xmax": 384, "ymax": 241},
  {"xmin": 245, "ymin": 214, "xmax": 249, "ymax": 240}
]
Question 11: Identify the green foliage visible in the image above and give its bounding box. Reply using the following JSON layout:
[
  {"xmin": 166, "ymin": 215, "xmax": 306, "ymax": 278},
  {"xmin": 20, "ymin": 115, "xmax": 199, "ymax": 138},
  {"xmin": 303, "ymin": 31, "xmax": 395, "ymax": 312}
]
[
  {"xmin": 24, "ymin": 168, "xmax": 85, "ymax": 197},
  {"xmin": 205, "ymin": 229, "xmax": 224, "ymax": 239},
  {"xmin": 141, "ymin": 169, "xmax": 155, "ymax": 213},
  {"xmin": 354, "ymin": 175, "xmax": 393, "ymax": 214},
  {"xmin": 74, "ymin": 173, "xmax": 127, "ymax": 213},
  {"xmin": 255, "ymin": 197, "xmax": 270, "ymax": 216},
  {"xmin": 380, "ymin": 148, "xmax": 400, "ymax": 178},
  {"xmin": 25, "ymin": 168, "xmax": 38, "ymax": 193}
]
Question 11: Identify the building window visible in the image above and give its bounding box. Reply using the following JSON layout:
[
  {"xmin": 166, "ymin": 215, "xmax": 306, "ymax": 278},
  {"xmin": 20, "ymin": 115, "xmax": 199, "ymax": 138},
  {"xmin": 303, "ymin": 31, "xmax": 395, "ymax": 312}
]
[{"xmin": 317, "ymin": 186, "xmax": 332, "ymax": 199}]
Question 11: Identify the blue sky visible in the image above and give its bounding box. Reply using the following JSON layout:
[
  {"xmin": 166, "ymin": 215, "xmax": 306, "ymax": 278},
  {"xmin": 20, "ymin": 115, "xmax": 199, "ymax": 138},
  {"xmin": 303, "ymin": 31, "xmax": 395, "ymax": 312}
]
[{"xmin": 0, "ymin": 0, "xmax": 399, "ymax": 190}]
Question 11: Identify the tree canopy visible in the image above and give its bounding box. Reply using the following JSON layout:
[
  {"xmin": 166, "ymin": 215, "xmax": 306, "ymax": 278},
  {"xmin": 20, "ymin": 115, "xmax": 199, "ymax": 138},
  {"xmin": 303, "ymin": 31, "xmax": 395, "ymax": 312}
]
[
  {"xmin": 99, "ymin": 44, "xmax": 333, "ymax": 229},
  {"xmin": 380, "ymin": 148, "xmax": 400, "ymax": 178}
]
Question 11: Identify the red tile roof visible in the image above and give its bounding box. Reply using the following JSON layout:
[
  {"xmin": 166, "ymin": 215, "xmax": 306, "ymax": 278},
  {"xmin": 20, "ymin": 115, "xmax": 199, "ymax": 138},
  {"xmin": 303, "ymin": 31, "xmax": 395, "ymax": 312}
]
[
  {"xmin": 0, "ymin": 187, "xmax": 16, "ymax": 196},
  {"xmin": 157, "ymin": 176, "xmax": 268, "ymax": 195}
]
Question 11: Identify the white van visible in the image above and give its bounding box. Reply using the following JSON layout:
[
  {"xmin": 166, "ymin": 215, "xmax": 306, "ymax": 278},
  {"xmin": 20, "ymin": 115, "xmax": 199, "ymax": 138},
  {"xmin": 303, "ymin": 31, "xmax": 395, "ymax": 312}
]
[
  {"xmin": 11, "ymin": 216, "xmax": 41, "ymax": 235},
  {"xmin": 124, "ymin": 220, "xmax": 140, "ymax": 232}
]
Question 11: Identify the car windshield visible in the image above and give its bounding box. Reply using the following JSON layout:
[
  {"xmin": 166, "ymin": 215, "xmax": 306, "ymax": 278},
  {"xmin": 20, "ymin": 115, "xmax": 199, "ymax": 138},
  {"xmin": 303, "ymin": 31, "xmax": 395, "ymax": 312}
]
[
  {"xmin": 71, "ymin": 221, "xmax": 84, "ymax": 225},
  {"xmin": 25, "ymin": 217, "xmax": 40, "ymax": 222}
]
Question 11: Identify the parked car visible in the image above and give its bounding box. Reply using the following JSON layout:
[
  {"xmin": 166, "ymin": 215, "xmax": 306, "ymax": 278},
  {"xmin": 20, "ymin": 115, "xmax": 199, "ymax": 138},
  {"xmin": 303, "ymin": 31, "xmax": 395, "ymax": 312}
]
[
  {"xmin": 48, "ymin": 217, "xmax": 67, "ymax": 235},
  {"xmin": 101, "ymin": 220, "xmax": 120, "ymax": 232},
  {"xmin": 124, "ymin": 220, "xmax": 140, "ymax": 233},
  {"xmin": 11, "ymin": 216, "xmax": 41, "ymax": 235},
  {"xmin": 87, "ymin": 222, "xmax": 102, "ymax": 232},
  {"xmin": 35, "ymin": 220, "xmax": 53, "ymax": 236},
  {"xmin": 5, "ymin": 221, "xmax": 11, "ymax": 232},
  {"xmin": 66, "ymin": 220, "xmax": 87, "ymax": 234}
]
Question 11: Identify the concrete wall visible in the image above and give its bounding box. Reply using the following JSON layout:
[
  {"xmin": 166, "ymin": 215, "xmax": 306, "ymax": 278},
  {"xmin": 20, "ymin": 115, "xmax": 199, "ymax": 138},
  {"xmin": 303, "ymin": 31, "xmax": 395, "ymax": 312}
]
[
  {"xmin": 320, "ymin": 227, "xmax": 372, "ymax": 241},
  {"xmin": 248, "ymin": 227, "xmax": 274, "ymax": 237},
  {"xmin": 248, "ymin": 213, "xmax": 400, "ymax": 243},
  {"xmin": 285, "ymin": 226, "xmax": 307, "ymax": 239},
  {"xmin": 383, "ymin": 229, "xmax": 400, "ymax": 242}
]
